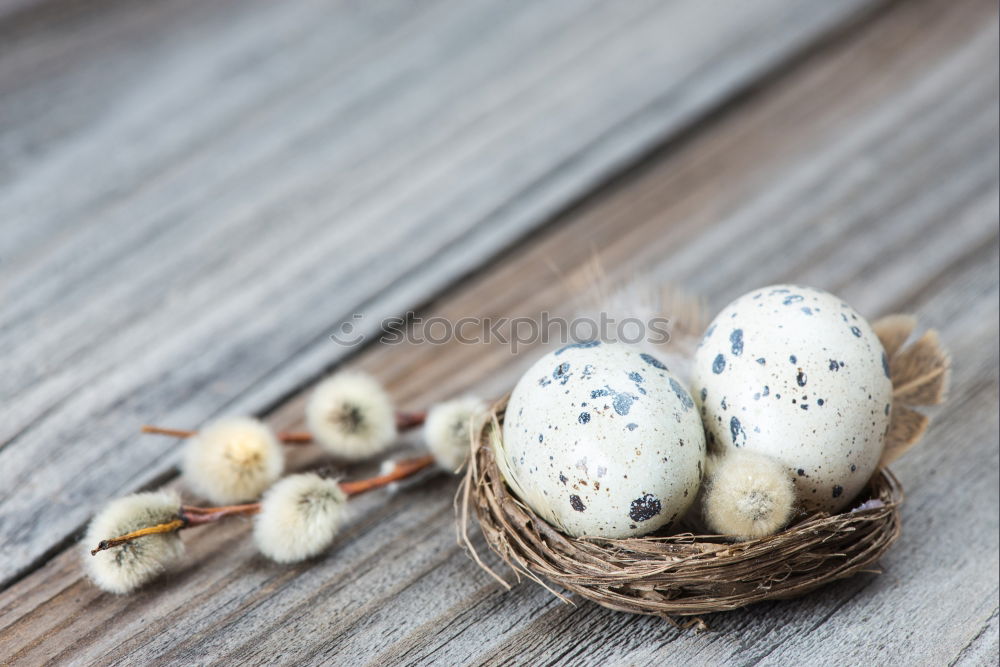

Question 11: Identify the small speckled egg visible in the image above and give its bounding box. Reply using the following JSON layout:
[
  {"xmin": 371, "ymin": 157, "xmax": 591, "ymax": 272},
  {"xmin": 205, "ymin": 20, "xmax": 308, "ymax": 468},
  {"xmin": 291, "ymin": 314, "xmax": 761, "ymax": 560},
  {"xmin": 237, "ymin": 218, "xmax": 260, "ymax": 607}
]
[
  {"xmin": 691, "ymin": 285, "xmax": 892, "ymax": 514},
  {"xmin": 499, "ymin": 341, "xmax": 705, "ymax": 538}
]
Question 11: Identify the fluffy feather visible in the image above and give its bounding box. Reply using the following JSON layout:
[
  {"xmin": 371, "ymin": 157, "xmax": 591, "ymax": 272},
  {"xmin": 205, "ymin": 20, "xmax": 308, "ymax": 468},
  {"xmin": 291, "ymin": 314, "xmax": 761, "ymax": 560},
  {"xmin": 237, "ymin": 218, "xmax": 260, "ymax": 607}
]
[
  {"xmin": 876, "ymin": 325, "xmax": 950, "ymax": 466},
  {"xmin": 425, "ymin": 397, "xmax": 488, "ymax": 471},
  {"xmin": 894, "ymin": 367, "xmax": 949, "ymax": 406},
  {"xmin": 182, "ymin": 417, "xmax": 284, "ymax": 504},
  {"xmin": 880, "ymin": 405, "xmax": 930, "ymax": 467},
  {"xmin": 889, "ymin": 330, "xmax": 950, "ymax": 405},
  {"xmin": 82, "ymin": 490, "xmax": 184, "ymax": 594},
  {"xmin": 569, "ymin": 260, "xmax": 706, "ymax": 385},
  {"xmin": 306, "ymin": 372, "xmax": 397, "ymax": 459},
  {"xmin": 872, "ymin": 314, "xmax": 917, "ymax": 358},
  {"xmin": 253, "ymin": 473, "xmax": 347, "ymax": 563},
  {"xmin": 702, "ymin": 450, "xmax": 795, "ymax": 541}
]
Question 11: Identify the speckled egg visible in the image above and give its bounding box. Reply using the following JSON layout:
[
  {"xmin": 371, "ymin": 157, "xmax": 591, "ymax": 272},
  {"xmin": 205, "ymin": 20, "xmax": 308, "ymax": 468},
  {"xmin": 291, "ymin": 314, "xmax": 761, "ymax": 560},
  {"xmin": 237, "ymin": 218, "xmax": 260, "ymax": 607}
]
[
  {"xmin": 499, "ymin": 341, "xmax": 705, "ymax": 538},
  {"xmin": 691, "ymin": 285, "xmax": 892, "ymax": 514}
]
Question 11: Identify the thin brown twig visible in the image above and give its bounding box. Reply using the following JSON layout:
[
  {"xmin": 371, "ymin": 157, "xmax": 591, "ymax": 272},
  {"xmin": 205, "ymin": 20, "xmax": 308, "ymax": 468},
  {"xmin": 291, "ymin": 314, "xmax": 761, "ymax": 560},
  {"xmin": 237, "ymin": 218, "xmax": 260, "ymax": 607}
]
[
  {"xmin": 339, "ymin": 455, "xmax": 434, "ymax": 496},
  {"xmin": 140, "ymin": 425, "xmax": 313, "ymax": 444},
  {"xmin": 90, "ymin": 519, "xmax": 186, "ymax": 555},
  {"xmin": 182, "ymin": 503, "xmax": 260, "ymax": 524},
  {"xmin": 140, "ymin": 410, "xmax": 428, "ymax": 444}
]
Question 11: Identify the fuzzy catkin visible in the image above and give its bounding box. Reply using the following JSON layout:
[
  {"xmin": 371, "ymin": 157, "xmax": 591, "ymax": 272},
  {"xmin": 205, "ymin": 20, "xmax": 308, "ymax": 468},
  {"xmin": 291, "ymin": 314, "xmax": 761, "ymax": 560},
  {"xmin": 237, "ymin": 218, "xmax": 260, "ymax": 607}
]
[
  {"xmin": 306, "ymin": 372, "xmax": 397, "ymax": 460},
  {"xmin": 82, "ymin": 490, "xmax": 184, "ymax": 594},
  {"xmin": 182, "ymin": 416, "xmax": 284, "ymax": 504},
  {"xmin": 425, "ymin": 397, "xmax": 488, "ymax": 471},
  {"xmin": 253, "ymin": 473, "xmax": 347, "ymax": 563},
  {"xmin": 702, "ymin": 450, "xmax": 795, "ymax": 541}
]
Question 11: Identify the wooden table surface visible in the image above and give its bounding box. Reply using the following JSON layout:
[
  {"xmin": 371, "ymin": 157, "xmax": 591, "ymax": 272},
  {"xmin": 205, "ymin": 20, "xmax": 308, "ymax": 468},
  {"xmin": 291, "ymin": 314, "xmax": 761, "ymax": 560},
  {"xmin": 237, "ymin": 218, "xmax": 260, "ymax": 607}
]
[{"xmin": 1, "ymin": 0, "xmax": 997, "ymax": 664}]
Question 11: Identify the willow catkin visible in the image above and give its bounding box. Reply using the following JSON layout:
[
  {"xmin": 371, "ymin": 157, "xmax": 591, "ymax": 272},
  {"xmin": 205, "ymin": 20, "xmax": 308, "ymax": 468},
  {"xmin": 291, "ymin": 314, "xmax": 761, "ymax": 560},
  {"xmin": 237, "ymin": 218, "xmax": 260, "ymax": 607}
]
[
  {"xmin": 83, "ymin": 490, "xmax": 184, "ymax": 594},
  {"xmin": 702, "ymin": 449, "xmax": 795, "ymax": 540},
  {"xmin": 306, "ymin": 372, "xmax": 397, "ymax": 460},
  {"xmin": 425, "ymin": 397, "xmax": 488, "ymax": 471},
  {"xmin": 253, "ymin": 473, "xmax": 347, "ymax": 563},
  {"xmin": 182, "ymin": 416, "xmax": 284, "ymax": 504}
]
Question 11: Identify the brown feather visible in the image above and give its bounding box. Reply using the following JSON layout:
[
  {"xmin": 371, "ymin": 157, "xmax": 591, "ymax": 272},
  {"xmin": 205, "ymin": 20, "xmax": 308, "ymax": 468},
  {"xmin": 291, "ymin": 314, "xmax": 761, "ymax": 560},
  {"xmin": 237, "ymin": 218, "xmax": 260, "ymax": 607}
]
[
  {"xmin": 893, "ymin": 366, "xmax": 949, "ymax": 406},
  {"xmin": 873, "ymin": 314, "xmax": 917, "ymax": 357},
  {"xmin": 880, "ymin": 405, "xmax": 929, "ymax": 467},
  {"xmin": 889, "ymin": 329, "xmax": 949, "ymax": 389}
]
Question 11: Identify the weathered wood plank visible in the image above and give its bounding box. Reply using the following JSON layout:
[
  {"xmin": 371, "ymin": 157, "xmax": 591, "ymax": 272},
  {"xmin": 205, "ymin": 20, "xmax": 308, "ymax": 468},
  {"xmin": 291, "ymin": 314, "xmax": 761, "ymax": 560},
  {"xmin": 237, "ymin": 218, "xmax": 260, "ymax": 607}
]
[
  {"xmin": 0, "ymin": 0, "xmax": 881, "ymax": 588},
  {"xmin": 1, "ymin": 0, "xmax": 996, "ymax": 664}
]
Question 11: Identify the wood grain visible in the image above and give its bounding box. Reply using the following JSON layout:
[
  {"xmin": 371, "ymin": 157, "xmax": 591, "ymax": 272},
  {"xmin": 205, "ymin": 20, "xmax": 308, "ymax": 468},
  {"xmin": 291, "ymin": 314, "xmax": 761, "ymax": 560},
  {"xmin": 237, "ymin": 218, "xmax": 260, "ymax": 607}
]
[
  {"xmin": 1, "ymin": 0, "xmax": 998, "ymax": 663},
  {"xmin": 0, "ymin": 0, "xmax": 880, "ymax": 589}
]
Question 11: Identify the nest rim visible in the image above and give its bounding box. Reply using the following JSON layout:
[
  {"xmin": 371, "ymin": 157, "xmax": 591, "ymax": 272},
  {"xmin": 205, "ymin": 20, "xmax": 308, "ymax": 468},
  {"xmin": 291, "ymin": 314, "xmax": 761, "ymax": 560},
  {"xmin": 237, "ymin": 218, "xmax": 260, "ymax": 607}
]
[{"xmin": 460, "ymin": 396, "xmax": 903, "ymax": 618}]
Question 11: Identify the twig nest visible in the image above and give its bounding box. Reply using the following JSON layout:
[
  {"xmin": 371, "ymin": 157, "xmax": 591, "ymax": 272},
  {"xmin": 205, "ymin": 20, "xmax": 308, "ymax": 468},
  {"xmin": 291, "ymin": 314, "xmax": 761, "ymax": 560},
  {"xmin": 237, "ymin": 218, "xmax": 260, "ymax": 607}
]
[
  {"xmin": 253, "ymin": 473, "xmax": 347, "ymax": 563},
  {"xmin": 306, "ymin": 371, "xmax": 397, "ymax": 460},
  {"xmin": 425, "ymin": 397, "xmax": 489, "ymax": 471},
  {"xmin": 499, "ymin": 342, "xmax": 705, "ymax": 538},
  {"xmin": 463, "ymin": 400, "xmax": 903, "ymax": 617},
  {"xmin": 82, "ymin": 491, "xmax": 184, "ymax": 594},
  {"xmin": 699, "ymin": 449, "xmax": 795, "ymax": 540},
  {"xmin": 461, "ymin": 311, "xmax": 948, "ymax": 616},
  {"xmin": 182, "ymin": 417, "xmax": 284, "ymax": 504},
  {"xmin": 692, "ymin": 286, "xmax": 892, "ymax": 513}
]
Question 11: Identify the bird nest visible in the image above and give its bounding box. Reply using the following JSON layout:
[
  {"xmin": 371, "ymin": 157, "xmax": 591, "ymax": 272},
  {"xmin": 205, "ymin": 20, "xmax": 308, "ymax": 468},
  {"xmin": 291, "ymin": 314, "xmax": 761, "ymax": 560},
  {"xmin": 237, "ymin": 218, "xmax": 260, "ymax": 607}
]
[{"xmin": 458, "ymin": 315, "xmax": 946, "ymax": 618}]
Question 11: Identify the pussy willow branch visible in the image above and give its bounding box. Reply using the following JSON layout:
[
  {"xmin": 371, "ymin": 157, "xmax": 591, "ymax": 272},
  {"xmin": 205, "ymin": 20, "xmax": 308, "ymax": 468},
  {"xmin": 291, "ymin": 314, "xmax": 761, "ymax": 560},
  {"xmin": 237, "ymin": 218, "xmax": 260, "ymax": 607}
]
[
  {"xmin": 140, "ymin": 410, "xmax": 427, "ymax": 443},
  {"xmin": 90, "ymin": 455, "xmax": 435, "ymax": 555}
]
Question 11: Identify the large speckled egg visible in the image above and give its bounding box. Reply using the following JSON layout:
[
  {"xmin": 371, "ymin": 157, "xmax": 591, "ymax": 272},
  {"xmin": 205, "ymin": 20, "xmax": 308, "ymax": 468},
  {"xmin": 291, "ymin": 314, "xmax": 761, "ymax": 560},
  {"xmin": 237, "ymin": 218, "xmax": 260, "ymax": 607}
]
[
  {"xmin": 499, "ymin": 342, "xmax": 705, "ymax": 538},
  {"xmin": 691, "ymin": 285, "xmax": 891, "ymax": 514}
]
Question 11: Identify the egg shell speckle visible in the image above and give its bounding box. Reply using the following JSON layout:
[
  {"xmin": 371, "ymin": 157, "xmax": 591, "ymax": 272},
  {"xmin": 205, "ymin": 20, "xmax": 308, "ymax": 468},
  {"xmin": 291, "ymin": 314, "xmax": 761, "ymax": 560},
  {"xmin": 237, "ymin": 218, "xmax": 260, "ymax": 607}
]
[
  {"xmin": 692, "ymin": 285, "xmax": 892, "ymax": 513},
  {"xmin": 500, "ymin": 342, "xmax": 705, "ymax": 538}
]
